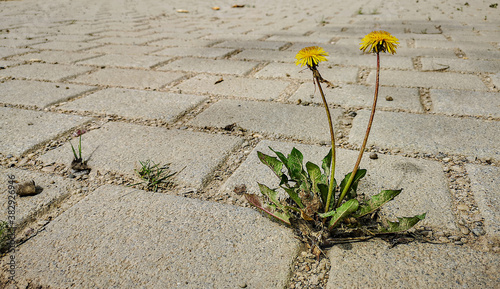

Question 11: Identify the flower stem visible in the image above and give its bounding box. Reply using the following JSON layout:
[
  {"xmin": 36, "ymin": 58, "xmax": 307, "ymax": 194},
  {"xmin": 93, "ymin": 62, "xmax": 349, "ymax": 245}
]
[
  {"xmin": 311, "ymin": 68, "xmax": 336, "ymax": 213},
  {"xmin": 336, "ymin": 52, "xmax": 380, "ymax": 208}
]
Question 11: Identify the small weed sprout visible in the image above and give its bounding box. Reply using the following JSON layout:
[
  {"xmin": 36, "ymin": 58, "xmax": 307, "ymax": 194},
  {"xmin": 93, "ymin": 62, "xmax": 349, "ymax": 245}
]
[
  {"xmin": 69, "ymin": 130, "xmax": 89, "ymax": 172},
  {"xmin": 130, "ymin": 160, "xmax": 180, "ymax": 192}
]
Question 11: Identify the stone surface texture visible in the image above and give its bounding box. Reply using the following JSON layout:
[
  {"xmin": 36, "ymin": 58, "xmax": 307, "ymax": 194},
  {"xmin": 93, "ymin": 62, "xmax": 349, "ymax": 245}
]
[{"xmin": 0, "ymin": 0, "xmax": 499, "ymax": 288}]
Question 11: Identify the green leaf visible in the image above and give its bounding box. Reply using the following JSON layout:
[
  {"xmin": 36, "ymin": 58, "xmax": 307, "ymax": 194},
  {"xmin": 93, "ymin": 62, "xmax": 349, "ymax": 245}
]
[
  {"xmin": 269, "ymin": 147, "xmax": 288, "ymax": 169},
  {"xmin": 244, "ymin": 194, "xmax": 291, "ymax": 225},
  {"xmin": 283, "ymin": 187, "xmax": 304, "ymax": 209},
  {"xmin": 339, "ymin": 169, "xmax": 367, "ymax": 199},
  {"xmin": 354, "ymin": 189, "xmax": 402, "ymax": 218},
  {"xmin": 258, "ymin": 183, "xmax": 286, "ymax": 212},
  {"xmin": 257, "ymin": 151, "xmax": 284, "ymax": 179},
  {"xmin": 320, "ymin": 199, "xmax": 359, "ymax": 230},
  {"xmin": 375, "ymin": 213, "xmax": 426, "ymax": 234},
  {"xmin": 287, "ymin": 148, "xmax": 305, "ymax": 180},
  {"xmin": 306, "ymin": 161, "xmax": 322, "ymax": 193},
  {"xmin": 321, "ymin": 148, "xmax": 332, "ymax": 176},
  {"xmin": 318, "ymin": 183, "xmax": 329, "ymax": 207}
]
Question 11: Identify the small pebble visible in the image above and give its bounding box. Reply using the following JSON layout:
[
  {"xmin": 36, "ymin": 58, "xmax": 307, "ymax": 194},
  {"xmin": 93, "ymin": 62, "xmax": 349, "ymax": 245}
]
[
  {"xmin": 348, "ymin": 111, "xmax": 357, "ymax": 117},
  {"xmin": 457, "ymin": 204, "xmax": 469, "ymax": 211},
  {"xmin": 460, "ymin": 227, "xmax": 470, "ymax": 235},
  {"xmin": 369, "ymin": 152, "xmax": 378, "ymax": 159},
  {"xmin": 454, "ymin": 241, "xmax": 463, "ymax": 245},
  {"xmin": 385, "ymin": 96, "xmax": 393, "ymax": 101}
]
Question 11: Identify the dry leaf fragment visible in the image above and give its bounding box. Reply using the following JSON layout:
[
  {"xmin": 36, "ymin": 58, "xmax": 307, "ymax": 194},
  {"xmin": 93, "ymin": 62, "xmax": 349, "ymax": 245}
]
[
  {"xmin": 212, "ymin": 7, "xmax": 220, "ymax": 10},
  {"xmin": 176, "ymin": 9, "xmax": 189, "ymax": 13},
  {"xmin": 214, "ymin": 77, "xmax": 224, "ymax": 84},
  {"xmin": 232, "ymin": 4, "xmax": 245, "ymax": 8}
]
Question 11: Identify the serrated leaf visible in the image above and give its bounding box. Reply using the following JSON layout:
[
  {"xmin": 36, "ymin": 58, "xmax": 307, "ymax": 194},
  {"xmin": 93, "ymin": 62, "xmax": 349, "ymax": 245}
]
[
  {"xmin": 321, "ymin": 199, "xmax": 359, "ymax": 230},
  {"xmin": 339, "ymin": 169, "xmax": 367, "ymax": 199},
  {"xmin": 283, "ymin": 187, "xmax": 304, "ymax": 209},
  {"xmin": 376, "ymin": 213, "xmax": 426, "ymax": 234},
  {"xmin": 354, "ymin": 189, "xmax": 402, "ymax": 218},
  {"xmin": 258, "ymin": 183, "xmax": 285, "ymax": 211},
  {"xmin": 257, "ymin": 151, "xmax": 283, "ymax": 179},
  {"xmin": 321, "ymin": 148, "xmax": 332, "ymax": 176},
  {"xmin": 244, "ymin": 194, "xmax": 291, "ymax": 225}
]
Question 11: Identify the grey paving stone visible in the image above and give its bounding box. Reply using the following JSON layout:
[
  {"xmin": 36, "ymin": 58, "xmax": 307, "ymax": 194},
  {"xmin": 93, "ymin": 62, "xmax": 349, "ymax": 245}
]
[
  {"xmin": 0, "ymin": 79, "xmax": 97, "ymax": 108},
  {"xmin": 366, "ymin": 70, "xmax": 488, "ymax": 90},
  {"xmin": 350, "ymin": 110, "xmax": 500, "ymax": 160},
  {"xmin": 266, "ymin": 34, "xmax": 333, "ymax": 43},
  {"xmin": 39, "ymin": 122, "xmax": 242, "ymax": 189},
  {"xmin": 153, "ymin": 47, "xmax": 235, "ymax": 58},
  {"xmin": 9, "ymin": 51, "xmax": 102, "ymax": 64},
  {"xmin": 289, "ymin": 84, "xmax": 423, "ymax": 112},
  {"xmin": 223, "ymin": 140, "xmax": 455, "ymax": 230},
  {"xmin": 421, "ymin": 58, "xmax": 500, "ymax": 73},
  {"xmin": 0, "ymin": 107, "xmax": 91, "ymax": 156},
  {"xmin": 148, "ymin": 38, "xmax": 217, "ymax": 47},
  {"xmin": 430, "ymin": 89, "xmax": 500, "ymax": 117},
  {"xmin": 59, "ymin": 88, "xmax": 207, "ymax": 121},
  {"xmin": 70, "ymin": 67, "xmax": 184, "ymax": 90},
  {"xmin": 461, "ymin": 47, "xmax": 500, "ymax": 60},
  {"xmin": 232, "ymin": 49, "xmax": 297, "ymax": 62},
  {"xmin": 255, "ymin": 63, "xmax": 358, "ymax": 83},
  {"xmin": 0, "ymin": 47, "xmax": 31, "ymax": 58},
  {"xmin": 189, "ymin": 99, "xmax": 344, "ymax": 143},
  {"xmin": 466, "ymin": 164, "xmax": 500, "ymax": 240},
  {"xmin": 29, "ymin": 41, "xmax": 102, "ymax": 52},
  {"xmin": 91, "ymin": 36, "xmax": 160, "ymax": 45},
  {"xmin": 158, "ymin": 57, "xmax": 259, "ymax": 75},
  {"xmin": 175, "ymin": 74, "xmax": 290, "ymax": 100},
  {"xmin": 75, "ymin": 54, "xmax": 171, "ymax": 69},
  {"xmin": 9, "ymin": 184, "xmax": 298, "ymax": 288},
  {"xmin": 213, "ymin": 40, "xmax": 289, "ymax": 50},
  {"xmin": 491, "ymin": 73, "xmax": 500, "ymax": 89},
  {"xmin": 0, "ymin": 63, "xmax": 93, "ymax": 82},
  {"xmin": 326, "ymin": 239, "xmax": 500, "ymax": 289},
  {"xmin": 86, "ymin": 44, "xmax": 162, "ymax": 55},
  {"xmin": 0, "ymin": 167, "xmax": 78, "ymax": 228},
  {"xmin": 329, "ymin": 54, "xmax": 414, "ymax": 70}
]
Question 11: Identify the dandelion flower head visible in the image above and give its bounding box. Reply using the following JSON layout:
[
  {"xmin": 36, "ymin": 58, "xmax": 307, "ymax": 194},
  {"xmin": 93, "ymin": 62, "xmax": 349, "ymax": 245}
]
[
  {"xmin": 295, "ymin": 46, "xmax": 328, "ymax": 67},
  {"xmin": 360, "ymin": 31, "xmax": 399, "ymax": 54}
]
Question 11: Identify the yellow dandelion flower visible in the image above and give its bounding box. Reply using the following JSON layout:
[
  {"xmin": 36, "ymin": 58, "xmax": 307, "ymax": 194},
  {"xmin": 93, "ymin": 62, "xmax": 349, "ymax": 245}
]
[
  {"xmin": 360, "ymin": 31, "xmax": 399, "ymax": 54},
  {"xmin": 295, "ymin": 46, "xmax": 329, "ymax": 67}
]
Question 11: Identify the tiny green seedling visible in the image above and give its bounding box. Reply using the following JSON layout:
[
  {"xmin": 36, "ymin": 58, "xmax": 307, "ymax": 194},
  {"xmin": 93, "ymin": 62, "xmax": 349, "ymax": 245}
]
[
  {"xmin": 130, "ymin": 160, "xmax": 180, "ymax": 192},
  {"xmin": 69, "ymin": 135, "xmax": 89, "ymax": 171}
]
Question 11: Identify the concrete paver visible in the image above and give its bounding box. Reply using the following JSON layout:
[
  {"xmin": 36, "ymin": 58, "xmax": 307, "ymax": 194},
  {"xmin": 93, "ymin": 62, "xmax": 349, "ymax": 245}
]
[
  {"xmin": 75, "ymin": 54, "xmax": 171, "ymax": 69},
  {"xmin": 59, "ymin": 88, "xmax": 207, "ymax": 122},
  {"xmin": 366, "ymin": 70, "xmax": 488, "ymax": 90},
  {"xmin": 70, "ymin": 67, "xmax": 184, "ymax": 90},
  {"xmin": 421, "ymin": 57, "xmax": 500, "ymax": 73},
  {"xmin": 0, "ymin": 63, "xmax": 93, "ymax": 82},
  {"xmin": 0, "ymin": 107, "xmax": 91, "ymax": 156},
  {"xmin": 289, "ymin": 84, "xmax": 423, "ymax": 112},
  {"xmin": 430, "ymin": 89, "xmax": 500, "ymax": 117},
  {"xmin": 350, "ymin": 110, "xmax": 500, "ymax": 160},
  {"xmin": 158, "ymin": 58, "xmax": 259, "ymax": 75},
  {"xmin": 327, "ymin": 239, "xmax": 500, "ymax": 289},
  {"xmin": 0, "ymin": 79, "xmax": 97, "ymax": 108},
  {"xmin": 10, "ymin": 184, "xmax": 299, "ymax": 288},
  {"xmin": 10, "ymin": 50, "xmax": 102, "ymax": 64},
  {"xmin": 28, "ymin": 41, "xmax": 102, "ymax": 52},
  {"xmin": 39, "ymin": 122, "xmax": 242, "ymax": 189},
  {"xmin": 85, "ymin": 44, "xmax": 163, "ymax": 55},
  {"xmin": 189, "ymin": 99, "xmax": 343, "ymax": 143},
  {"xmin": 466, "ymin": 164, "xmax": 500, "ymax": 240},
  {"xmin": 255, "ymin": 62, "xmax": 358, "ymax": 83},
  {"xmin": 0, "ymin": 167, "xmax": 78, "ymax": 228},
  {"xmin": 222, "ymin": 140, "xmax": 456, "ymax": 230},
  {"xmin": 154, "ymin": 47, "xmax": 235, "ymax": 58},
  {"xmin": 175, "ymin": 74, "xmax": 291, "ymax": 100}
]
